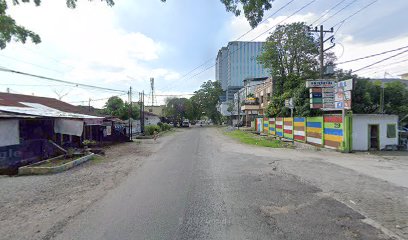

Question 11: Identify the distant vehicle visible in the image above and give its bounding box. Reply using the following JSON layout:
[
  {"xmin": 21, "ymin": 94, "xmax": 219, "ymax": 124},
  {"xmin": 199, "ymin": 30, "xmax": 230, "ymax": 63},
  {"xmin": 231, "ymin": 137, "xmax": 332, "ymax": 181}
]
[{"xmin": 181, "ymin": 120, "xmax": 190, "ymax": 128}]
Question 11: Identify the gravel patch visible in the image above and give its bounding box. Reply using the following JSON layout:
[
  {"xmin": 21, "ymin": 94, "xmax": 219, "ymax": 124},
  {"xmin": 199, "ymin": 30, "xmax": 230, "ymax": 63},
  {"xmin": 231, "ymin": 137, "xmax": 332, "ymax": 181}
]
[{"xmin": 0, "ymin": 135, "xmax": 174, "ymax": 240}]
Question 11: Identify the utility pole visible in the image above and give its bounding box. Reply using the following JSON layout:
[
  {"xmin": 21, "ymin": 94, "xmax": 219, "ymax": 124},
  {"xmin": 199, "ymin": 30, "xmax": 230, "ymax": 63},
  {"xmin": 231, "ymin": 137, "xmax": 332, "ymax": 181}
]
[
  {"xmin": 88, "ymin": 98, "xmax": 91, "ymax": 112},
  {"xmin": 308, "ymin": 25, "xmax": 335, "ymax": 78},
  {"xmin": 128, "ymin": 87, "xmax": 132, "ymax": 141},
  {"xmin": 237, "ymin": 92, "xmax": 240, "ymax": 130},
  {"xmin": 130, "ymin": 86, "xmax": 133, "ymax": 140},
  {"xmin": 141, "ymin": 91, "xmax": 145, "ymax": 135}
]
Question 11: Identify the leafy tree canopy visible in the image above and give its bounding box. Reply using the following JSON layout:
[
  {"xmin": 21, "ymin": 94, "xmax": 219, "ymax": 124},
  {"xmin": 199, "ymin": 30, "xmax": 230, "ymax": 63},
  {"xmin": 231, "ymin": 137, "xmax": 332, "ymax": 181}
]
[
  {"xmin": 0, "ymin": 0, "xmax": 114, "ymax": 49},
  {"xmin": 101, "ymin": 96, "xmax": 139, "ymax": 120}
]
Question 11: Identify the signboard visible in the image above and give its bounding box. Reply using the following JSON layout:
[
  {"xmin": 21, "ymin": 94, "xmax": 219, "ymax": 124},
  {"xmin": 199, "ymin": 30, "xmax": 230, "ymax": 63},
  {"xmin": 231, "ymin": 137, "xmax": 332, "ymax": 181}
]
[
  {"xmin": 306, "ymin": 80, "xmax": 336, "ymax": 88},
  {"xmin": 336, "ymin": 79, "xmax": 353, "ymax": 92},
  {"xmin": 285, "ymin": 98, "xmax": 294, "ymax": 109}
]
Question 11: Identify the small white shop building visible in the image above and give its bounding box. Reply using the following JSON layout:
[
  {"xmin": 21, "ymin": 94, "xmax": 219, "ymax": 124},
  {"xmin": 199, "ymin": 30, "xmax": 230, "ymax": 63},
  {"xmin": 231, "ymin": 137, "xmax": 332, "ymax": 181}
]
[{"xmin": 351, "ymin": 114, "xmax": 399, "ymax": 151}]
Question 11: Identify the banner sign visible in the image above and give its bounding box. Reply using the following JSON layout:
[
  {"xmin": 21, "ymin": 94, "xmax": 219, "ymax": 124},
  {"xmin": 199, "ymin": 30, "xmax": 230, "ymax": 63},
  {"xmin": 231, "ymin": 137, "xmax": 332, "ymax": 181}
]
[
  {"xmin": 336, "ymin": 79, "xmax": 353, "ymax": 92},
  {"xmin": 306, "ymin": 80, "xmax": 336, "ymax": 88}
]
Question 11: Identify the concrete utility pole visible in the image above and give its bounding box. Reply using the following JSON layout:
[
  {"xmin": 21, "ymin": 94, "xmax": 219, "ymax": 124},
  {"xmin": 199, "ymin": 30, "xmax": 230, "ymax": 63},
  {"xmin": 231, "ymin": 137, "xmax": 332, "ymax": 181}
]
[
  {"xmin": 237, "ymin": 92, "xmax": 240, "ymax": 130},
  {"xmin": 308, "ymin": 25, "xmax": 335, "ymax": 78}
]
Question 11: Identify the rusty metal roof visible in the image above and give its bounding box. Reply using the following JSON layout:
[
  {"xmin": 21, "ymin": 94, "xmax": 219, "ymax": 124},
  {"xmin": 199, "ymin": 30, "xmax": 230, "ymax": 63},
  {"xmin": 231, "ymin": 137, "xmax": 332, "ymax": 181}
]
[{"xmin": 0, "ymin": 92, "xmax": 103, "ymax": 119}]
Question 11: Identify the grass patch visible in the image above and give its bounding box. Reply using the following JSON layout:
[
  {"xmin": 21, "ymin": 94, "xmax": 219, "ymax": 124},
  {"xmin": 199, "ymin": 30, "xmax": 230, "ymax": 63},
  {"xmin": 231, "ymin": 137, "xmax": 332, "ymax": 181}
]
[
  {"xmin": 224, "ymin": 130, "xmax": 283, "ymax": 148},
  {"xmin": 35, "ymin": 156, "xmax": 83, "ymax": 167}
]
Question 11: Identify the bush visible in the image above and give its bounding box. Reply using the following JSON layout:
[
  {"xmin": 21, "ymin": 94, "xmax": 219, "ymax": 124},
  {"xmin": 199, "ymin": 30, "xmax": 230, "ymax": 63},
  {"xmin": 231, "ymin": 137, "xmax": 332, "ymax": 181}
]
[
  {"xmin": 145, "ymin": 125, "xmax": 161, "ymax": 136},
  {"xmin": 160, "ymin": 123, "xmax": 172, "ymax": 131}
]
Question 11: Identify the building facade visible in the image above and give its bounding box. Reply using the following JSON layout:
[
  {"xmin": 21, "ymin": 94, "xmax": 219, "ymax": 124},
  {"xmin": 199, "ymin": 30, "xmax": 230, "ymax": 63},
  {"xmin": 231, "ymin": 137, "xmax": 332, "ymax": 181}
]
[{"xmin": 216, "ymin": 41, "xmax": 269, "ymax": 101}]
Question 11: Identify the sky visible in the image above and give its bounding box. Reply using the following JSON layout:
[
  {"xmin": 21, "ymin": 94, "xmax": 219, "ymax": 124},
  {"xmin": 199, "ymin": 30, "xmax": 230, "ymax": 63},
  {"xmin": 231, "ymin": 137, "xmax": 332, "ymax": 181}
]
[{"xmin": 1, "ymin": 0, "xmax": 408, "ymax": 107}]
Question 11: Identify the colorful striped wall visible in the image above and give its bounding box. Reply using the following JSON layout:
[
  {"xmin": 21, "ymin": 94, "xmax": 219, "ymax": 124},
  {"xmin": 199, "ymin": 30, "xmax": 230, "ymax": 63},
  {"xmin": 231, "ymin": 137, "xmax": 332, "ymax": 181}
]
[
  {"xmin": 283, "ymin": 118, "xmax": 294, "ymax": 140},
  {"xmin": 269, "ymin": 118, "xmax": 276, "ymax": 135},
  {"xmin": 323, "ymin": 116, "xmax": 343, "ymax": 149},
  {"xmin": 293, "ymin": 117, "xmax": 306, "ymax": 142},
  {"xmin": 263, "ymin": 118, "xmax": 269, "ymax": 134},
  {"xmin": 250, "ymin": 115, "xmax": 348, "ymax": 151},
  {"xmin": 276, "ymin": 117, "xmax": 283, "ymax": 137},
  {"xmin": 306, "ymin": 117, "xmax": 323, "ymax": 146}
]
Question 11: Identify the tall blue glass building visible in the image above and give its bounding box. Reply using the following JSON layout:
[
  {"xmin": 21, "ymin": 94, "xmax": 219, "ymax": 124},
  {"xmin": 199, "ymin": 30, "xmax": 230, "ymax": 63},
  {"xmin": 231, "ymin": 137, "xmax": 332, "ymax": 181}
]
[{"xmin": 216, "ymin": 41, "xmax": 269, "ymax": 101}]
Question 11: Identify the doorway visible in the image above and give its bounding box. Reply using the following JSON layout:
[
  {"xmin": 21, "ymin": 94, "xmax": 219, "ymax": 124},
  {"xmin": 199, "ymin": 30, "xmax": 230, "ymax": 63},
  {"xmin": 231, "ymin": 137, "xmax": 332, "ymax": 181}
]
[{"xmin": 368, "ymin": 125, "xmax": 380, "ymax": 150}]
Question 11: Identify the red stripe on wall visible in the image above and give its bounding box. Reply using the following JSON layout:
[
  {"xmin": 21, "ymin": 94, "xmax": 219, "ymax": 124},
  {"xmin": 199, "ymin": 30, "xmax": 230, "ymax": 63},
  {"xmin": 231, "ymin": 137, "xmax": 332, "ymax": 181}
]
[
  {"xmin": 306, "ymin": 132, "xmax": 321, "ymax": 138},
  {"xmin": 294, "ymin": 135, "xmax": 305, "ymax": 141},
  {"xmin": 324, "ymin": 139, "xmax": 341, "ymax": 148},
  {"xmin": 276, "ymin": 125, "xmax": 283, "ymax": 129},
  {"xmin": 284, "ymin": 129, "xmax": 293, "ymax": 134},
  {"xmin": 284, "ymin": 121, "xmax": 292, "ymax": 126},
  {"xmin": 294, "ymin": 126, "xmax": 305, "ymax": 131},
  {"xmin": 324, "ymin": 116, "xmax": 342, "ymax": 123}
]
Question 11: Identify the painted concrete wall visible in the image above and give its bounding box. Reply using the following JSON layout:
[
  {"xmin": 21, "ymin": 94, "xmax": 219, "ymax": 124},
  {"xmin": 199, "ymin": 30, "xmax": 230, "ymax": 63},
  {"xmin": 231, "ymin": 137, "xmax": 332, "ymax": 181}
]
[
  {"xmin": 283, "ymin": 118, "xmax": 293, "ymax": 140},
  {"xmin": 323, "ymin": 116, "xmax": 343, "ymax": 149},
  {"xmin": 269, "ymin": 118, "xmax": 276, "ymax": 135},
  {"xmin": 276, "ymin": 117, "xmax": 283, "ymax": 137},
  {"xmin": 0, "ymin": 120, "xmax": 19, "ymax": 147},
  {"xmin": 306, "ymin": 117, "xmax": 323, "ymax": 146},
  {"xmin": 294, "ymin": 118, "xmax": 306, "ymax": 142},
  {"xmin": 352, "ymin": 115, "xmax": 398, "ymax": 151}
]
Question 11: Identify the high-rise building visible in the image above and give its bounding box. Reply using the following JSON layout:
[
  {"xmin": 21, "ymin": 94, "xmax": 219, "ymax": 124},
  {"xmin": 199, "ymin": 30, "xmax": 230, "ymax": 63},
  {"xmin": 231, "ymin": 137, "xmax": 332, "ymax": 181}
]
[{"xmin": 216, "ymin": 41, "xmax": 269, "ymax": 101}]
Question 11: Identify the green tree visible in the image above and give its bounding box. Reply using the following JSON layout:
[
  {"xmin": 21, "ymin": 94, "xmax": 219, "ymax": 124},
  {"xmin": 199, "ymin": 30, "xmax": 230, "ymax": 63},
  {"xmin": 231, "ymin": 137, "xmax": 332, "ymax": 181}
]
[
  {"xmin": 164, "ymin": 97, "xmax": 191, "ymax": 123},
  {"xmin": 101, "ymin": 96, "xmax": 139, "ymax": 120},
  {"xmin": 190, "ymin": 80, "xmax": 223, "ymax": 124},
  {"xmin": 258, "ymin": 22, "xmax": 321, "ymax": 117},
  {"xmin": 0, "ymin": 0, "xmax": 114, "ymax": 49},
  {"xmin": 219, "ymin": 0, "xmax": 274, "ymax": 28}
]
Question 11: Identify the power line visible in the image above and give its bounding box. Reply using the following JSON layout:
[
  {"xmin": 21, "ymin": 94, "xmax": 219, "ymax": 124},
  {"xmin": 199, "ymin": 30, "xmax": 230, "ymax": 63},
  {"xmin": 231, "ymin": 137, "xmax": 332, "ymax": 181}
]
[
  {"xmin": 0, "ymin": 54, "xmax": 65, "ymax": 74},
  {"xmin": 332, "ymin": 0, "xmax": 378, "ymax": 28},
  {"xmin": 318, "ymin": 0, "xmax": 358, "ymax": 26},
  {"xmin": 181, "ymin": 0, "xmax": 318, "ymax": 83},
  {"xmin": 68, "ymin": 93, "xmax": 128, "ymax": 104},
  {"xmin": 0, "ymin": 66, "xmax": 127, "ymax": 93},
  {"xmin": 158, "ymin": 0, "xmax": 297, "ymax": 92},
  {"xmin": 310, "ymin": 0, "xmax": 349, "ymax": 26},
  {"xmin": 336, "ymin": 45, "xmax": 408, "ymax": 64},
  {"xmin": 352, "ymin": 49, "xmax": 408, "ymax": 73},
  {"xmin": 357, "ymin": 57, "xmax": 408, "ymax": 75}
]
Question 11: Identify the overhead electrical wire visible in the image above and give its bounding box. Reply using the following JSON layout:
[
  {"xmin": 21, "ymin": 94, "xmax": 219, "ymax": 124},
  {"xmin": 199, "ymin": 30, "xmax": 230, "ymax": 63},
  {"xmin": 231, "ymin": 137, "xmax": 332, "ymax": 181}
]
[
  {"xmin": 310, "ymin": 0, "xmax": 350, "ymax": 26},
  {"xmin": 332, "ymin": 0, "xmax": 378, "ymax": 28},
  {"xmin": 336, "ymin": 45, "xmax": 408, "ymax": 65},
  {"xmin": 352, "ymin": 49, "xmax": 408, "ymax": 73},
  {"xmin": 181, "ymin": 0, "xmax": 318, "ymax": 84},
  {"xmin": 158, "ymin": 0, "xmax": 297, "ymax": 92},
  {"xmin": 318, "ymin": 0, "xmax": 358, "ymax": 26},
  {"xmin": 0, "ymin": 66, "xmax": 127, "ymax": 93}
]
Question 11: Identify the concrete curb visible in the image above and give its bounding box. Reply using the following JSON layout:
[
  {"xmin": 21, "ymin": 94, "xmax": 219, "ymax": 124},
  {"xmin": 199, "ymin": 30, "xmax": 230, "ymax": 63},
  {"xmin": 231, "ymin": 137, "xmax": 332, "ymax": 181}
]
[{"xmin": 18, "ymin": 153, "xmax": 95, "ymax": 175}]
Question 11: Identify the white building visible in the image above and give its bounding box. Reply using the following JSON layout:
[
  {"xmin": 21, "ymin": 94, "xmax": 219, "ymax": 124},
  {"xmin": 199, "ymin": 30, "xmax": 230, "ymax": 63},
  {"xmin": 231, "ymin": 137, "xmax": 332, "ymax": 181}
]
[{"xmin": 352, "ymin": 114, "xmax": 398, "ymax": 151}]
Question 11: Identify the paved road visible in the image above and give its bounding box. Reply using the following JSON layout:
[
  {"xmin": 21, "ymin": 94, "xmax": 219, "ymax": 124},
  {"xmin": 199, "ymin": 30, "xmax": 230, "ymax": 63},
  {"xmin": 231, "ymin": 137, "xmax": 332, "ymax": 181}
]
[{"xmin": 55, "ymin": 127, "xmax": 389, "ymax": 240}]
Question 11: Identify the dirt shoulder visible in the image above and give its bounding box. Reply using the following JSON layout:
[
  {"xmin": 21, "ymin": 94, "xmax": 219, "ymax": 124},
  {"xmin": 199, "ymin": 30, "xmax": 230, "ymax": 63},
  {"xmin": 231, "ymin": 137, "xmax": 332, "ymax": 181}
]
[{"xmin": 0, "ymin": 131, "xmax": 181, "ymax": 240}]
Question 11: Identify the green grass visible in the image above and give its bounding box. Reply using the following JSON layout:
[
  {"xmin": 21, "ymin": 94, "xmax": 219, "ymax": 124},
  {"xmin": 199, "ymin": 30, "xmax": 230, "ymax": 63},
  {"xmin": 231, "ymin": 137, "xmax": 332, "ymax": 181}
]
[{"xmin": 224, "ymin": 130, "xmax": 284, "ymax": 148}]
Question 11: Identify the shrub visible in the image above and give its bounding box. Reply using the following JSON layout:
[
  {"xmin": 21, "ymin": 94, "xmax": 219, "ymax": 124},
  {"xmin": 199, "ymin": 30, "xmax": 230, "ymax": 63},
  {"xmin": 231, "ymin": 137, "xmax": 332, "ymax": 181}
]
[
  {"xmin": 145, "ymin": 125, "xmax": 161, "ymax": 135},
  {"xmin": 160, "ymin": 123, "xmax": 172, "ymax": 131}
]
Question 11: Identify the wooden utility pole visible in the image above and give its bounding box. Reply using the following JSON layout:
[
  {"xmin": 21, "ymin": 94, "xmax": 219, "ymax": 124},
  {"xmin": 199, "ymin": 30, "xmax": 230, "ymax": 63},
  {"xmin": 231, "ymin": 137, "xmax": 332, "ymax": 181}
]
[{"xmin": 308, "ymin": 25, "xmax": 335, "ymax": 78}]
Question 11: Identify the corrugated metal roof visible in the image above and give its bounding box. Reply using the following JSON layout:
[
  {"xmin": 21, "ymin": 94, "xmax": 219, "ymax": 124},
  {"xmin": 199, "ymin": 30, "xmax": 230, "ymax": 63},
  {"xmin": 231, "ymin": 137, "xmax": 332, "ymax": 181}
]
[
  {"xmin": 0, "ymin": 92, "xmax": 103, "ymax": 116},
  {"xmin": 0, "ymin": 102, "xmax": 103, "ymax": 119},
  {"xmin": 0, "ymin": 111, "xmax": 39, "ymax": 119}
]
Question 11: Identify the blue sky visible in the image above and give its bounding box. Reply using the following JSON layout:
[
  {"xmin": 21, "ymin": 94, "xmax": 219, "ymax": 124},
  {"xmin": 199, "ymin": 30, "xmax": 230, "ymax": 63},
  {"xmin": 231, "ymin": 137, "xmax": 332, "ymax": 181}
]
[{"xmin": 1, "ymin": 0, "xmax": 408, "ymax": 106}]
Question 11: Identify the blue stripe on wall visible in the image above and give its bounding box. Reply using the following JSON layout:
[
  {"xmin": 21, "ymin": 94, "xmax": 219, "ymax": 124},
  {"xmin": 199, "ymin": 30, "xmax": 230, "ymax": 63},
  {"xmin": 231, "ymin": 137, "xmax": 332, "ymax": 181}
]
[
  {"xmin": 307, "ymin": 122, "xmax": 322, "ymax": 128},
  {"xmin": 294, "ymin": 117, "xmax": 305, "ymax": 122},
  {"xmin": 324, "ymin": 128, "xmax": 343, "ymax": 136},
  {"xmin": 269, "ymin": 127, "xmax": 275, "ymax": 131},
  {"xmin": 277, "ymin": 132, "xmax": 283, "ymax": 136}
]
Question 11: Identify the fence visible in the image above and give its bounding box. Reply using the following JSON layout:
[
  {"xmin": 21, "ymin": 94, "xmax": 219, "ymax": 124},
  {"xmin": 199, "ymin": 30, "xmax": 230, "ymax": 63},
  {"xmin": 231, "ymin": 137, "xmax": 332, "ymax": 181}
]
[{"xmin": 255, "ymin": 115, "xmax": 351, "ymax": 151}]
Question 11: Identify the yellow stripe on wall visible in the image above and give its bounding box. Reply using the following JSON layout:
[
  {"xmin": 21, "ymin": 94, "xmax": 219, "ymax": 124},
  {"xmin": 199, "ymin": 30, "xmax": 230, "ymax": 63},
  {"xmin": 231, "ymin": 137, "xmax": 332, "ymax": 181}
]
[
  {"xmin": 294, "ymin": 122, "xmax": 305, "ymax": 127},
  {"xmin": 307, "ymin": 127, "xmax": 322, "ymax": 134},
  {"xmin": 324, "ymin": 134, "xmax": 343, "ymax": 142}
]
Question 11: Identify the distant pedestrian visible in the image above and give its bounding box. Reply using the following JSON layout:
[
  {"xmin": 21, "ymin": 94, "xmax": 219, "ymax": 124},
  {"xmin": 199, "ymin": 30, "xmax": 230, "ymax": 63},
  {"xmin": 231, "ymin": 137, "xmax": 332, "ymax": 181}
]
[{"xmin": 153, "ymin": 130, "xmax": 159, "ymax": 142}]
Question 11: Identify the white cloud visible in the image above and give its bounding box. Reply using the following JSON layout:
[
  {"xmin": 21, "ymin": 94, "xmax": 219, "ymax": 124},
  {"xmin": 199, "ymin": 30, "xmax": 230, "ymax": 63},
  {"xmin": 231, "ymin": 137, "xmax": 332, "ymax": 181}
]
[
  {"xmin": 1, "ymin": 0, "xmax": 180, "ymax": 107},
  {"xmin": 334, "ymin": 35, "xmax": 408, "ymax": 78},
  {"xmin": 226, "ymin": 12, "xmax": 316, "ymax": 41}
]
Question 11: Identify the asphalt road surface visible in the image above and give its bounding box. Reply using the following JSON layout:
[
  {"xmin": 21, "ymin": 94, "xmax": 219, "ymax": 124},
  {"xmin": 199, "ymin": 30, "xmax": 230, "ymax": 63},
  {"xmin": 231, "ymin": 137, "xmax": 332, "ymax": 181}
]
[{"xmin": 55, "ymin": 127, "xmax": 390, "ymax": 240}]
